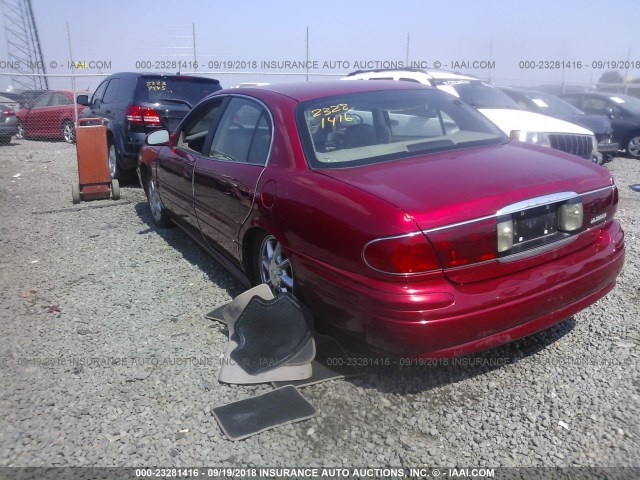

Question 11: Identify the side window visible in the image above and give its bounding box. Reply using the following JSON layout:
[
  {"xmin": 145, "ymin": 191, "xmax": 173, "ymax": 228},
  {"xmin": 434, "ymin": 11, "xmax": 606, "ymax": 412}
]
[
  {"xmin": 32, "ymin": 93, "xmax": 52, "ymax": 108},
  {"xmin": 562, "ymin": 96, "xmax": 581, "ymax": 109},
  {"xmin": 91, "ymin": 80, "xmax": 109, "ymax": 104},
  {"xmin": 209, "ymin": 98, "xmax": 272, "ymax": 165},
  {"xmin": 102, "ymin": 78, "xmax": 124, "ymax": 103},
  {"xmin": 582, "ymin": 98, "xmax": 607, "ymax": 114},
  {"xmin": 51, "ymin": 93, "xmax": 71, "ymax": 106},
  {"xmin": 177, "ymin": 100, "xmax": 224, "ymax": 153}
]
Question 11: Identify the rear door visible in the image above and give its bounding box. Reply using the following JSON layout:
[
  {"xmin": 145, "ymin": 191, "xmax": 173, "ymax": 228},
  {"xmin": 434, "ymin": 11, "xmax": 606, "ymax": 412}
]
[
  {"xmin": 156, "ymin": 98, "xmax": 226, "ymax": 231},
  {"xmin": 23, "ymin": 92, "xmax": 53, "ymax": 135},
  {"xmin": 194, "ymin": 96, "xmax": 272, "ymax": 255}
]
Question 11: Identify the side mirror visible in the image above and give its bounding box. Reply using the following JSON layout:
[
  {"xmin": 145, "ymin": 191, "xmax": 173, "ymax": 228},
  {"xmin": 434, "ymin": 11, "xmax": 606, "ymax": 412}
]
[
  {"xmin": 77, "ymin": 94, "xmax": 89, "ymax": 106},
  {"xmin": 146, "ymin": 129, "xmax": 170, "ymax": 145}
]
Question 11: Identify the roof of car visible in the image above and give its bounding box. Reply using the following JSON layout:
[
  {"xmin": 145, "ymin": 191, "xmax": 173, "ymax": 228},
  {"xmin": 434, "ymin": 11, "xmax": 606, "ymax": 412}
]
[
  {"xmin": 227, "ymin": 79, "xmax": 435, "ymax": 102},
  {"xmin": 107, "ymin": 72, "xmax": 220, "ymax": 84},
  {"xmin": 566, "ymin": 91, "xmax": 635, "ymax": 100},
  {"xmin": 344, "ymin": 69, "xmax": 478, "ymax": 82}
]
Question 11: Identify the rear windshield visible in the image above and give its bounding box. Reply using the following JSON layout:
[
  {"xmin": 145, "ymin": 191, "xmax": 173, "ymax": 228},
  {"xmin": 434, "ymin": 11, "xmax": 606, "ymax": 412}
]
[
  {"xmin": 296, "ymin": 89, "xmax": 507, "ymax": 168},
  {"xmin": 135, "ymin": 76, "xmax": 221, "ymax": 107}
]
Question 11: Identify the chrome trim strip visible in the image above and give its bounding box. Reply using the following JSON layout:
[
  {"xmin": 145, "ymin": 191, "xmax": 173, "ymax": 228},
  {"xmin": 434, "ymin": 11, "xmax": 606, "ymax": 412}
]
[
  {"xmin": 361, "ymin": 186, "xmax": 613, "ymax": 274},
  {"xmin": 497, "ymin": 191, "xmax": 578, "ymax": 215},
  {"xmin": 423, "ymin": 214, "xmax": 496, "ymax": 233},
  {"xmin": 497, "ymin": 236, "xmax": 577, "ymax": 263},
  {"xmin": 579, "ymin": 185, "xmax": 614, "ymax": 196}
]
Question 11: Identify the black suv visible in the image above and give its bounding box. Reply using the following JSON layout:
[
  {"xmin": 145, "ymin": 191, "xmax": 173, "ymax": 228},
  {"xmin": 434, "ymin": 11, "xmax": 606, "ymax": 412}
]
[
  {"xmin": 560, "ymin": 92, "xmax": 640, "ymax": 158},
  {"xmin": 77, "ymin": 72, "xmax": 222, "ymax": 179}
]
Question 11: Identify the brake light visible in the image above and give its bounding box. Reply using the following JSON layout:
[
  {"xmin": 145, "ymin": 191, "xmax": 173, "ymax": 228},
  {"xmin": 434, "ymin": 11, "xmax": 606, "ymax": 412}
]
[
  {"xmin": 427, "ymin": 217, "xmax": 497, "ymax": 268},
  {"xmin": 126, "ymin": 105, "xmax": 161, "ymax": 125},
  {"xmin": 363, "ymin": 233, "xmax": 441, "ymax": 274},
  {"xmin": 2, "ymin": 109, "xmax": 15, "ymax": 116}
]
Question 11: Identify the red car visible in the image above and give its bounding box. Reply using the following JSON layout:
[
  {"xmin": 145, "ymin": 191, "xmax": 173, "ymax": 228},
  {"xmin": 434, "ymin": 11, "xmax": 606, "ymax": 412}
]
[
  {"xmin": 15, "ymin": 90, "xmax": 84, "ymax": 143},
  {"xmin": 138, "ymin": 81, "xmax": 624, "ymax": 357}
]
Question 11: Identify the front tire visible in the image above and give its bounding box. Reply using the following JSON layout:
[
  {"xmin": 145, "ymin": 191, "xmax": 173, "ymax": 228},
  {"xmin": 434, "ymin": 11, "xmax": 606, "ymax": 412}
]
[
  {"xmin": 253, "ymin": 231, "xmax": 294, "ymax": 296},
  {"xmin": 145, "ymin": 173, "xmax": 170, "ymax": 227},
  {"xmin": 16, "ymin": 122, "xmax": 25, "ymax": 140},
  {"xmin": 626, "ymin": 133, "xmax": 640, "ymax": 158},
  {"xmin": 108, "ymin": 141, "xmax": 121, "ymax": 179},
  {"xmin": 62, "ymin": 120, "xmax": 75, "ymax": 144}
]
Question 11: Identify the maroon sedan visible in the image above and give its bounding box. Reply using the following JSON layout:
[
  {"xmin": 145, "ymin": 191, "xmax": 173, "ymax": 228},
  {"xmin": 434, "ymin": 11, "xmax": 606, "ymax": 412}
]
[
  {"xmin": 15, "ymin": 90, "xmax": 83, "ymax": 143},
  {"xmin": 138, "ymin": 81, "xmax": 624, "ymax": 357}
]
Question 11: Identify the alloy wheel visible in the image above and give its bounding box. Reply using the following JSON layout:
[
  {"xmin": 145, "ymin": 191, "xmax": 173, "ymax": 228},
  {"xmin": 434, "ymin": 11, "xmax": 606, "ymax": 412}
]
[
  {"xmin": 627, "ymin": 136, "xmax": 640, "ymax": 158},
  {"xmin": 108, "ymin": 144, "xmax": 117, "ymax": 178},
  {"xmin": 147, "ymin": 176, "xmax": 163, "ymax": 224},
  {"xmin": 62, "ymin": 122, "xmax": 75, "ymax": 143},
  {"xmin": 259, "ymin": 235, "xmax": 294, "ymax": 295}
]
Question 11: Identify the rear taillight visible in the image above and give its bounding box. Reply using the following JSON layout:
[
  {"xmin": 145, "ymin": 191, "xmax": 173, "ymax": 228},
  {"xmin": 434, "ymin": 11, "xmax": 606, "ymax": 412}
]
[
  {"xmin": 363, "ymin": 233, "xmax": 441, "ymax": 274},
  {"xmin": 2, "ymin": 109, "xmax": 15, "ymax": 116},
  {"xmin": 126, "ymin": 105, "xmax": 160, "ymax": 125},
  {"xmin": 427, "ymin": 217, "xmax": 497, "ymax": 268}
]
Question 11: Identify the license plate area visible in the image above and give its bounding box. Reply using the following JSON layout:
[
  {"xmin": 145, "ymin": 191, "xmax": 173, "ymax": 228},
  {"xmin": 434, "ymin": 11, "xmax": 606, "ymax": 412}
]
[{"xmin": 498, "ymin": 203, "xmax": 571, "ymax": 257}]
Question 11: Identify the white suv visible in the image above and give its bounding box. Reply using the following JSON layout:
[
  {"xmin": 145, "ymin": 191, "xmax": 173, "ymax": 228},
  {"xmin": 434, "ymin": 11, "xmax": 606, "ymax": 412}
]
[{"xmin": 342, "ymin": 69, "xmax": 600, "ymax": 163}]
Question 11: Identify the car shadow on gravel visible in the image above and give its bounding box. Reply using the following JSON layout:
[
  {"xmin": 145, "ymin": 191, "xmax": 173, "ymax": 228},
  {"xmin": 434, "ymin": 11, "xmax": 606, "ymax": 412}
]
[
  {"xmin": 340, "ymin": 316, "xmax": 576, "ymax": 395},
  {"xmin": 134, "ymin": 202, "xmax": 245, "ymax": 298}
]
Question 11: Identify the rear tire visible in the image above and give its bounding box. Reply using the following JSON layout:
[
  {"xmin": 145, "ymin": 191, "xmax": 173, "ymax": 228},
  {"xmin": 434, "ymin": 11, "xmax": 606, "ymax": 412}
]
[
  {"xmin": 0, "ymin": 135, "xmax": 10, "ymax": 145},
  {"xmin": 253, "ymin": 231, "xmax": 294, "ymax": 296},
  {"xmin": 108, "ymin": 141, "xmax": 121, "ymax": 179}
]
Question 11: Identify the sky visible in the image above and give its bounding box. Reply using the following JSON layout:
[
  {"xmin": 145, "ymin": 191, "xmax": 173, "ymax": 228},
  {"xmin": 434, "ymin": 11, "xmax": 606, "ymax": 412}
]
[{"xmin": 0, "ymin": 0, "xmax": 638, "ymax": 93}]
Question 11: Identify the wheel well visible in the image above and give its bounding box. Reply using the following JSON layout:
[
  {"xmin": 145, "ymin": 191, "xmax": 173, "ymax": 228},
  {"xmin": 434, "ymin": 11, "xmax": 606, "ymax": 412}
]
[
  {"xmin": 138, "ymin": 163, "xmax": 150, "ymax": 193},
  {"xmin": 241, "ymin": 227, "xmax": 264, "ymax": 283},
  {"xmin": 625, "ymin": 130, "xmax": 640, "ymax": 144}
]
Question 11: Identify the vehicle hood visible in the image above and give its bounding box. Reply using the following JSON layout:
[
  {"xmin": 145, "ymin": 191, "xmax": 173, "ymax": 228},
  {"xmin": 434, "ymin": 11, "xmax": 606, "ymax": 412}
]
[
  {"xmin": 319, "ymin": 143, "xmax": 611, "ymax": 231},
  {"xmin": 553, "ymin": 114, "xmax": 613, "ymax": 135},
  {"xmin": 478, "ymin": 108, "xmax": 593, "ymax": 135}
]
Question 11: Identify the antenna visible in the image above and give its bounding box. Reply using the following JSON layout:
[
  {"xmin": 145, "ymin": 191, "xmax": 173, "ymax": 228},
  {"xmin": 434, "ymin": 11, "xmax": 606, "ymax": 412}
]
[{"xmin": 1, "ymin": 0, "xmax": 48, "ymax": 90}]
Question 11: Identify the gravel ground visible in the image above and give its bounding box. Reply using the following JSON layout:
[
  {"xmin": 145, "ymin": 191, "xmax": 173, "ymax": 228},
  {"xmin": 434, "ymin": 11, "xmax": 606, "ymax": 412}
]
[{"xmin": 0, "ymin": 139, "xmax": 638, "ymax": 469}]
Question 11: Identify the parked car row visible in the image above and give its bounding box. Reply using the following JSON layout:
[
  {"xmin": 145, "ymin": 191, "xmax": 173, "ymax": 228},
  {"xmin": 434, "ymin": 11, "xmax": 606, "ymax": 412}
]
[{"xmin": 342, "ymin": 68, "xmax": 640, "ymax": 162}]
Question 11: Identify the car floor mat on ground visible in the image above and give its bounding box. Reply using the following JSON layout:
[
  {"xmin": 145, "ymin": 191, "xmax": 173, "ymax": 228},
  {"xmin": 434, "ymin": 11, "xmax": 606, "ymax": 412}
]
[
  {"xmin": 205, "ymin": 303, "xmax": 229, "ymax": 324},
  {"xmin": 211, "ymin": 385, "xmax": 317, "ymax": 441},
  {"xmin": 217, "ymin": 285, "xmax": 314, "ymax": 384},
  {"xmin": 272, "ymin": 332, "xmax": 360, "ymax": 388},
  {"xmin": 219, "ymin": 338, "xmax": 314, "ymax": 384},
  {"xmin": 205, "ymin": 284, "xmax": 274, "ymax": 326},
  {"xmin": 231, "ymin": 294, "xmax": 314, "ymax": 375}
]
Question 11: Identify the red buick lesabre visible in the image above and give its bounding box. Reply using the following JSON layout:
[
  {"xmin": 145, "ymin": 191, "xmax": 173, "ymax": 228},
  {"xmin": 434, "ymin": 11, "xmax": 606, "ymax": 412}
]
[{"xmin": 137, "ymin": 81, "xmax": 624, "ymax": 357}]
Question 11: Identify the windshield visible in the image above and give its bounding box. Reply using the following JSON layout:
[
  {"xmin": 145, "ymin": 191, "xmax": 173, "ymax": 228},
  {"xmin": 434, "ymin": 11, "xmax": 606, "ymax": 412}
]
[
  {"xmin": 431, "ymin": 79, "xmax": 520, "ymax": 109},
  {"xmin": 296, "ymin": 89, "xmax": 507, "ymax": 168},
  {"xmin": 522, "ymin": 91, "xmax": 583, "ymax": 115},
  {"xmin": 609, "ymin": 95, "xmax": 640, "ymax": 116},
  {"xmin": 135, "ymin": 76, "xmax": 221, "ymax": 106}
]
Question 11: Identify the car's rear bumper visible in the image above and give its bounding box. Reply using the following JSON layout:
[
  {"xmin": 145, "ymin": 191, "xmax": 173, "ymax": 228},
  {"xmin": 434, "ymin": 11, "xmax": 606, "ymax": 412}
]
[
  {"xmin": 294, "ymin": 220, "xmax": 624, "ymax": 357},
  {"xmin": 597, "ymin": 141, "xmax": 620, "ymax": 154}
]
